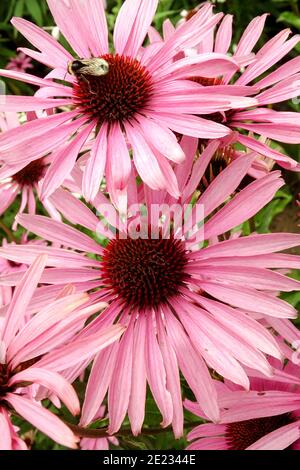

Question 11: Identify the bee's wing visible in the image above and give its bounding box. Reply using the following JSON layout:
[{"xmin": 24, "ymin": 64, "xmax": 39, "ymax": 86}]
[{"xmin": 79, "ymin": 59, "xmax": 109, "ymax": 76}]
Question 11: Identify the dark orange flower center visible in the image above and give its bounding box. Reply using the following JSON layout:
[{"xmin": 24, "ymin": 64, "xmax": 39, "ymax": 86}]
[
  {"xmin": 72, "ymin": 54, "xmax": 153, "ymax": 126},
  {"xmin": 226, "ymin": 414, "xmax": 294, "ymax": 450},
  {"xmin": 13, "ymin": 158, "xmax": 46, "ymax": 187},
  {"xmin": 101, "ymin": 232, "xmax": 188, "ymax": 309}
]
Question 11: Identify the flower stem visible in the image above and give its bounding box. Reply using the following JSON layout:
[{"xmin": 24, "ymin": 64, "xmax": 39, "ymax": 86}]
[
  {"xmin": 65, "ymin": 421, "xmax": 203, "ymax": 439},
  {"xmin": 0, "ymin": 220, "xmax": 18, "ymax": 243}
]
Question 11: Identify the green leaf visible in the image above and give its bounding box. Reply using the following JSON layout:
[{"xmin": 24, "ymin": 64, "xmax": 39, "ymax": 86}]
[
  {"xmin": 277, "ymin": 11, "xmax": 300, "ymax": 30},
  {"xmin": 26, "ymin": 0, "xmax": 43, "ymax": 25},
  {"xmin": 14, "ymin": 0, "xmax": 25, "ymax": 18},
  {"xmin": 254, "ymin": 189, "xmax": 292, "ymax": 233}
]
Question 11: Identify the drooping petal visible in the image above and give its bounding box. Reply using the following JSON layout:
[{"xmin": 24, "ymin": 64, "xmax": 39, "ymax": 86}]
[
  {"xmin": 82, "ymin": 123, "xmax": 108, "ymax": 202},
  {"xmin": 5, "ymin": 394, "xmax": 78, "ymax": 449},
  {"xmin": 128, "ymin": 315, "xmax": 147, "ymax": 436},
  {"xmin": 8, "ymin": 368, "xmax": 80, "ymax": 415},
  {"xmin": 41, "ymin": 122, "xmax": 95, "ymax": 199},
  {"xmin": 108, "ymin": 324, "xmax": 134, "ymax": 434},
  {"xmin": 1, "ymin": 255, "xmax": 47, "ymax": 345},
  {"xmin": 145, "ymin": 315, "xmax": 173, "ymax": 429}
]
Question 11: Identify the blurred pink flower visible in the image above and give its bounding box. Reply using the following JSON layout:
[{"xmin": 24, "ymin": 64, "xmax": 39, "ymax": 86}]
[
  {"xmin": 185, "ymin": 361, "xmax": 300, "ymax": 450},
  {"xmin": 0, "ymin": 255, "xmax": 124, "ymax": 449},
  {"xmin": 151, "ymin": 11, "xmax": 300, "ymax": 172},
  {"xmin": 0, "ymin": 1, "xmax": 257, "ymax": 208},
  {"xmin": 0, "ymin": 113, "xmax": 64, "ymax": 226},
  {"xmin": 2, "ymin": 146, "xmax": 300, "ymax": 437},
  {"xmin": 6, "ymin": 52, "xmax": 33, "ymax": 73}
]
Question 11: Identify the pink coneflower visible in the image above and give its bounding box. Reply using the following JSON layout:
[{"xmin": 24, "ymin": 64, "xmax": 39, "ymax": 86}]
[
  {"xmin": 2, "ymin": 149, "xmax": 300, "ymax": 436},
  {"xmin": 0, "ymin": 113, "xmax": 64, "ymax": 224},
  {"xmin": 5, "ymin": 52, "xmax": 33, "ymax": 73},
  {"xmin": 0, "ymin": 1, "xmax": 257, "ymax": 207},
  {"xmin": 185, "ymin": 361, "xmax": 300, "ymax": 450},
  {"xmin": 0, "ymin": 254, "xmax": 124, "ymax": 449},
  {"xmin": 153, "ymin": 11, "xmax": 300, "ymax": 171}
]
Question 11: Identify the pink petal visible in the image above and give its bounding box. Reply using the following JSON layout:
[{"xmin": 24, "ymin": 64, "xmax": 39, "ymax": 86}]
[
  {"xmin": 192, "ymin": 265, "xmax": 300, "ymax": 291},
  {"xmin": 114, "ymin": 0, "xmax": 158, "ymax": 58},
  {"xmin": 147, "ymin": 111, "xmax": 230, "ymax": 139},
  {"xmin": 5, "ymin": 394, "xmax": 78, "ymax": 448},
  {"xmin": 196, "ymin": 297, "xmax": 281, "ymax": 358},
  {"xmin": 17, "ymin": 214, "xmax": 102, "ymax": 255},
  {"xmin": 0, "ymin": 244, "xmax": 99, "ymax": 268},
  {"xmin": 82, "ymin": 123, "xmax": 108, "ymax": 202},
  {"xmin": 187, "ymin": 437, "xmax": 228, "ymax": 450},
  {"xmin": 125, "ymin": 123, "xmax": 168, "ymax": 191},
  {"xmin": 157, "ymin": 315, "xmax": 183, "ymax": 438},
  {"xmin": 81, "ymin": 343, "xmax": 119, "ymax": 426},
  {"xmin": 145, "ymin": 315, "xmax": 173, "ymax": 429},
  {"xmin": 36, "ymin": 324, "xmax": 125, "ymax": 372},
  {"xmin": 165, "ymin": 309, "xmax": 220, "ymax": 423},
  {"xmin": 47, "ymin": 0, "xmax": 108, "ymax": 57},
  {"xmin": 147, "ymin": 8, "xmax": 223, "ymax": 72},
  {"xmin": 215, "ymin": 15, "xmax": 233, "ymax": 54},
  {"xmin": 11, "ymin": 17, "xmax": 72, "ymax": 68},
  {"xmin": 200, "ymin": 281, "xmax": 297, "ymax": 318},
  {"xmin": 247, "ymin": 422, "xmax": 300, "ymax": 450},
  {"xmin": 191, "ymin": 233, "xmax": 300, "ymax": 259},
  {"xmin": 237, "ymin": 33, "xmax": 300, "ymax": 85},
  {"xmin": 187, "ymin": 423, "xmax": 226, "ymax": 440},
  {"xmin": 128, "ymin": 315, "xmax": 147, "ymax": 436},
  {"xmin": 233, "ymin": 121, "xmax": 300, "ymax": 144},
  {"xmin": 41, "ymin": 122, "xmax": 95, "ymax": 199},
  {"xmin": 8, "ymin": 368, "xmax": 80, "ymax": 415},
  {"xmin": 0, "ymin": 96, "xmax": 71, "ymax": 112},
  {"xmin": 182, "ymin": 140, "xmax": 219, "ymax": 201},
  {"xmin": 0, "ymin": 410, "xmax": 13, "ymax": 450},
  {"xmin": 156, "ymin": 54, "xmax": 239, "ymax": 80},
  {"xmin": 1, "ymin": 116, "xmax": 87, "ymax": 164},
  {"xmin": 1, "ymin": 255, "xmax": 47, "ymax": 345},
  {"xmin": 199, "ymin": 152, "xmax": 256, "ymax": 217},
  {"xmin": 203, "ymin": 172, "xmax": 284, "ymax": 239},
  {"xmin": 235, "ymin": 14, "xmax": 268, "ymax": 57},
  {"xmin": 0, "ymin": 68, "xmax": 70, "ymax": 90},
  {"xmin": 7, "ymin": 293, "xmax": 89, "ymax": 363},
  {"xmin": 0, "ymin": 110, "xmax": 76, "ymax": 150},
  {"xmin": 49, "ymin": 188, "xmax": 99, "ymax": 232},
  {"xmin": 256, "ymin": 56, "xmax": 300, "ymax": 89},
  {"xmin": 107, "ymin": 122, "xmax": 131, "ymax": 190},
  {"xmin": 237, "ymin": 134, "xmax": 300, "ymax": 171},
  {"xmin": 108, "ymin": 324, "xmax": 134, "ymax": 434},
  {"xmin": 136, "ymin": 116, "xmax": 185, "ymax": 163}
]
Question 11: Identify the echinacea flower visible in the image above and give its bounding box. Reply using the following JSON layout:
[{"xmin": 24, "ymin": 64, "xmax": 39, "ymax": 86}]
[
  {"xmin": 0, "ymin": 254, "xmax": 124, "ymax": 449},
  {"xmin": 5, "ymin": 52, "xmax": 33, "ymax": 73},
  {"xmin": 2, "ymin": 147, "xmax": 300, "ymax": 437},
  {"xmin": 152, "ymin": 10, "xmax": 300, "ymax": 172},
  {"xmin": 185, "ymin": 360, "xmax": 300, "ymax": 450},
  {"xmin": 0, "ymin": 1, "xmax": 257, "ymax": 208}
]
